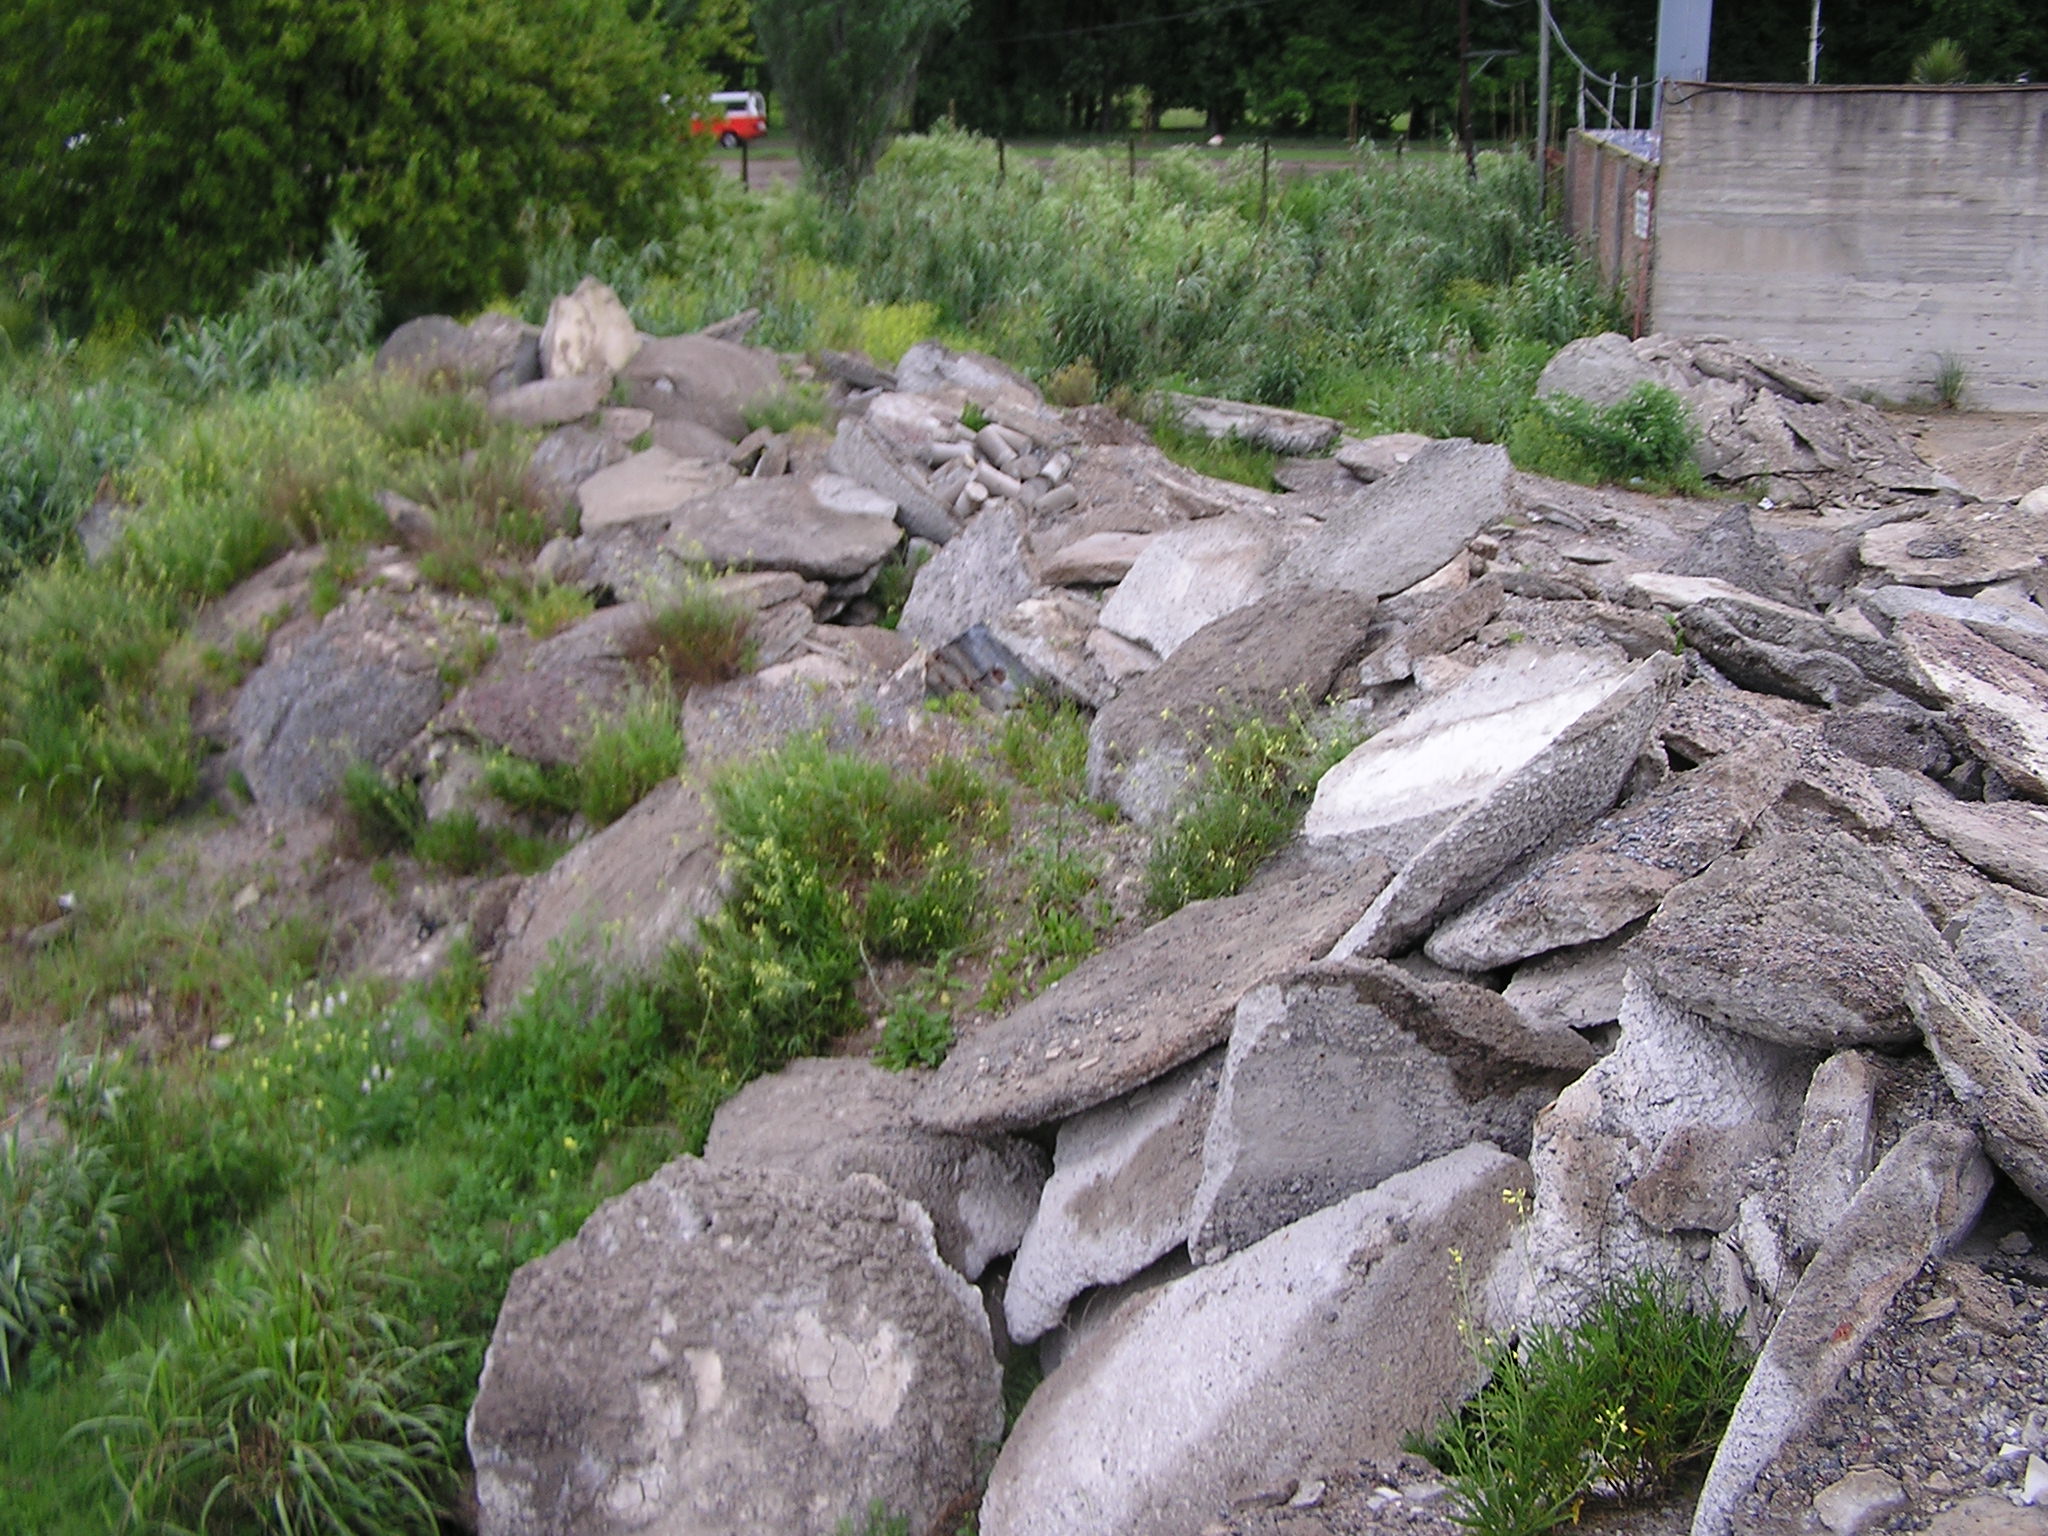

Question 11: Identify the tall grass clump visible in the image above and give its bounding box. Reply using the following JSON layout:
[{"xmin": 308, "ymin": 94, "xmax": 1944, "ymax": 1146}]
[
  {"xmin": 89, "ymin": 1217, "xmax": 457, "ymax": 1535},
  {"xmin": 1146, "ymin": 707, "xmax": 1357, "ymax": 916},
  {"xmin": 1507, "ymin": 382, "xmax": 1701, "ymax": 493},
  {"xmin": 1415, "ymin": 1271, "xmax": 1752, "ymax": 1536}
]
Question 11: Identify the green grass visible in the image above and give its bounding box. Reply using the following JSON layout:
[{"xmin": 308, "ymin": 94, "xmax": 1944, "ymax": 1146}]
[
  {"xmin": 576, "ymin": 690, "xmax": 685, "ymax": 826},
  {"xmin": 1506, "ymin": 382, "xmax": 1702, "ymax": 495},
  {"xmin": 635, "ymin": 571, "xmax": 757, "ymax": 689},
  {"xmin": 1414, "ymin": 1272, "xmax": 1752, "ymax": 1536},
  {"xmin": 1148, "ymin": 421, "xmax": 1281, "ymax": 491},
  {"xmin": 1145, "ymin": 708, "xmax": 1359, "ymax": 916}
]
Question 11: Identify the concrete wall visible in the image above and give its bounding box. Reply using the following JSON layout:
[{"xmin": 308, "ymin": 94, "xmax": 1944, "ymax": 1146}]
[{"xmin": 1651, "ymin": 84, "xmax": 2048, "ymax": 411}]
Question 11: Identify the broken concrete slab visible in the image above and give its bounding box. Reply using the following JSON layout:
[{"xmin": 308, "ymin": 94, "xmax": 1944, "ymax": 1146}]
[
  {"xmin": 1355, "ymin": 577, "xmax": 1505, "ymax": 686},
  {"xmin": 980, "ymin": 1146, "xmax": 1531, "ymax": 1536},
  {"xmin": 1947, "ymin": 890, "xmax": 2048, "ymax": 1034},
  {"xmin": 982, "ymin": 591, "xmax": 1115, "ymax": 710},
  {"xmin": 1095, "ymin": 514, "xmax": 1302, "ymax": 660},
  {"xmin": 488, "ymin": 373, "xmax": 606, "ymax": 429},
  {"xmin": 439, "ymin": 602, "xmax": 650, "ymax": 767},
  {"xmin": 1521, "ymin": 975, "xmax": 1816, "ymax": 1321},
  {"xmin": 1501, "ymin": 936, "xmax": 1633, "ymax": 1034},
  {"xmin": 1784, "ymin": 1051, "xmax": 1885, "ymax": 1257},
  {"xmin": 1859, "ymin": 500, "xmax": 2048, "ymax": 589},
  {"xmin": 825, "ymin": 416, "xmax": 959, "ymax": 544},
  {"xmin": 1913, "ymin": 794, "xmax": 2048, "ymax": 898},
  {"xmin": 1003, "ymin": 1051, "xmax": 1222, "ymax": 1344},
  {"xmin": 469, "ymin": 1160, "xmax": 1001, "ymax": 1536},
  {"xmin": 1186, "ymin": 960, "xmax": 1591, "ymax": 1264},
  {"xmin": 1038, "ymin": 530, "xmax": 1151, "ymax": 587},
  {"xmin": 1908, "ymin": 965, "xmax": 2048, "ymax": 1214},
  {"xmin": 1633, "ymin": 829, "xmax": 1959, "ymax": 1051},
  {"xmin": 913, "ymin": 862, "xmax": 1389, "ymax": 1138},
  {"xmin": 895, "ymin": 502, "xmax": 1035, "ymax": 649},
  {"xmin": 1334, "ymin": 432, "xmax": 1434, "ymax": 484},
  {"xmin": 702, "ymin": 1057, "xmax": 1049, "ymax": 1282},
  {"xmin": 485, "ymin": 777, "xmax": 722, "ymax": 1015},
  {"xmin": 1675, "ymin": 592, "xmax": 1932, "ymax": 709},
  {"xmin": 1276, "ymin": 439, "xmax": 1510, "ymax": 600},
  {"xmin": 661, "ymin": 474, "xmax": 904, "ymax": 582},
  {"xmin": 1160, "ymin": 392, "xmax": 1342, "ymax": 456},
  {"xmin": 1306, "ymin": 647, "xmax": 1635, "ymax": 860},
  {"xmin": 1330, "ymin": 652, "xmax": 1678, "ymax": 961},
  {"xmin": 618, "ymin": 332, "xmax": 782, "ymax": 439},
  {"xmin": 1086, "ymin": 584, "xmax": 1376, "ymax": 826},
  {"xmin": 1425, "ymin": 735, "xmax": 1797, "ymax": 971},
  {"xmin": 575, "ymin": 447, "xmax": 740, "ymax": 532},
  {"xmin": 1858, "ymin": 582, "xmax": 2048, "ymax": 672},
  {"xmin": 1896, "ymin": 612, "xmax": 2048, "ymax": 800},
  {"xmin": 1689, "ymin": 1122, "xmax": 1992, "ymax": 1536}
]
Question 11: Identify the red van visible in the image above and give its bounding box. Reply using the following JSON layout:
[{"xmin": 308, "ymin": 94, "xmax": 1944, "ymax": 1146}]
[{"xmin": 691, "ymin": 91, "xmax": 768, "ymax": 148}]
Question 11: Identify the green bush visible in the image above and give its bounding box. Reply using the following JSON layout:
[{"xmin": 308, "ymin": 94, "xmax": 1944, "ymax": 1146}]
[
  {"xmin": 1415, "ymin": 1272, "xmax": 1752, "ymax": 1536},
  {"xmin": 874, "ymin": 994, "xmax": 954, "ymax": 1071},
  {"xmin": 159, "ymin": 230, "xmax": 379, "ymax": 401},
  {"xmin": 1507, "ymin": 382, "xmax": 1701, "ymax": 493},
  {"xmin": 0, "ymin": 0, "xmax": 724, "ymax": 324},
  {"xmin": 1145, "ymin": 709, "xmax": 1357, "ymax": 916},
  {"xmin": 89, "ymin": 1217, "xmax": 457, "ymax": 1535}
]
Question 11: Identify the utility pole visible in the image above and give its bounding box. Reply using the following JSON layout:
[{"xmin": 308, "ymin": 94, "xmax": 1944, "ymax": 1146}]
[
  {"xmin": 1458, "ymin": 0, "xmax": 1476, "ymax": 178},
  {"xmin": 1536, "ymin": 0, "xmax": 1552, "ymax": 210},
  {"xmin": 1807, "ymin": 0, "xmax": 1822, "ymax": 83}
]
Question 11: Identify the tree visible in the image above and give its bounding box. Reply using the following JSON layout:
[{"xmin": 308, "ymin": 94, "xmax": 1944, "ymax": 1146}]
[
  {"xmin": 753, "ymin": 0, "xmax": 968, "ymax": 203},
  {"xmin": 0, "ymin": 0, "xmax": 723, "ymax": 326}
]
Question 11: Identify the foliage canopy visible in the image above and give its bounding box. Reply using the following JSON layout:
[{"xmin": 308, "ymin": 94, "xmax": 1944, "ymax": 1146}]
[{"xmin": 0, "ymin": 0, "xmax": 724, "ymax": 325}]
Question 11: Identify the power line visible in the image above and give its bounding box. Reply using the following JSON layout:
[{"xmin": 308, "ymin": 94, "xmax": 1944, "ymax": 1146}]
[{"xmin": 993, "ymin": 0, "xmax": 1299, "ymax": 46}]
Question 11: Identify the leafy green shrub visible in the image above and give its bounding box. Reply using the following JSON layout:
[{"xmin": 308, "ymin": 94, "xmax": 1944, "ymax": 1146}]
[
  {"xmin": 482, "ymin": 752, "xmax": 582, "ymax": 819},
  {"xmin": 158, "ymin": 230, "xmax": 378, "ymax": 401},
  {"xmin": 982, "ymin": 842, "xmax": 1108, "ymax": 1010},
  {"xmin": 1415, "ymin": 1272, "xmax": 1752, "ymax": 1536},
  {"xmin": 413, "ymin": 812, "xmax": 494, "ymax": 876},
  {"xmin": 0, "ymin": 366, "xmax": 160, "ymax": 589},
  {"xmin": 1145, "ymin": 709, "xmax": 1357, "ymax": 916},
  {"xmin": 577, "ymin": 692, "xmax": 684, "ymax": 826},
  {"xmin": 519, "ymin": 580, "xmax": 596, "ymax": 639},
  {"xmin": 874, "ymin": 994, "xmax": 954, "ymax": 1071},
  {"xmin": 1507, "ymin": 383, "xmax": 1701, "ymax": 493},
  {"xmin": 89, "ymin": 1217, "xmax": 457, "ymax": 1535},
  {"xmin": 342, "ymin": 763, "xmax": 426, "ymax": 854}
]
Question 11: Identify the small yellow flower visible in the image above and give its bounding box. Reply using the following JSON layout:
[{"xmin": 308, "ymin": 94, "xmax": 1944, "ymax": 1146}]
[{"xmin": 562, "ymin": 1134, "xmax": 579, "ymax": 1151}]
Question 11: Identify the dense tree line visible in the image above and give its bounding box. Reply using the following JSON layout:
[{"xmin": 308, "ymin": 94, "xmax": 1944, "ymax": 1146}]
[{"xmin": 868, "ymin": 0, "xmax": 2045, "ymax": 139}]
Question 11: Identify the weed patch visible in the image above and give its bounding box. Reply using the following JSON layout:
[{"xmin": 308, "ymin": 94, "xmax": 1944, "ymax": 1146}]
[
  {"xmin": 1414, "ymin": 1271, "xmax": 1752, "ymax": 1536},
  {"xmin": 634, "ymin": 571, "xmax": 757, "ymax": 689},
  {"xmin": 576, "ymin": 691, "xmax": 685, "ymax": 826},
  {"xmin": 1507, "ymin": 383, "xmax": 1701, "ymax": 494},
  {"xmin": 1145, "ymin": 708, "xmax": 1357, "ymax": 916}
]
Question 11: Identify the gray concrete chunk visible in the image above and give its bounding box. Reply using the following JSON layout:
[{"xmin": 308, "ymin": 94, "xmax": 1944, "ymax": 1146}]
[
  {"xmin": 1331, "ymin": 652, "xmax": 1678, "ymax": 960},
  {"xmin": 1004, "ymin": 1051, "xmax": 1222, "ymax": 1344},
  {"xmin": 1690, "ymin": 1122, "xmax": 1992, "ymax": 1536},
  {"xmin": 913, "ymin": 863, "xmax": 1389, "ymax": 1137},
  {"xmin": 1908, "ymin": 965, "xmax": 2048, "ymax": 1214},
  {"xmin": 1634, "ymin": 829, "xmax": 1958, "ymax": 1050},
  {"xmin": 1187, "ymin": 960, "xmax": 1590, "ymax": 1264},
  {"xmin": 980, "ymin": 1146, "xmax": 1531, "ymax": 1536},
  {"xmin": 703, "ymin": 1057, "xmax": 1049, "ymax": 1281},
  {"xmin": 1426, "ymin": 734, "xmax": 1797, "ymax": 971},
  {"xmin": 469, "ymin": 1160, "xmax": 1001, "ymax": 1536},
  {"xmin": 1277, "ymin": 439, "xmax": 1509, "ymax": 599}
]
